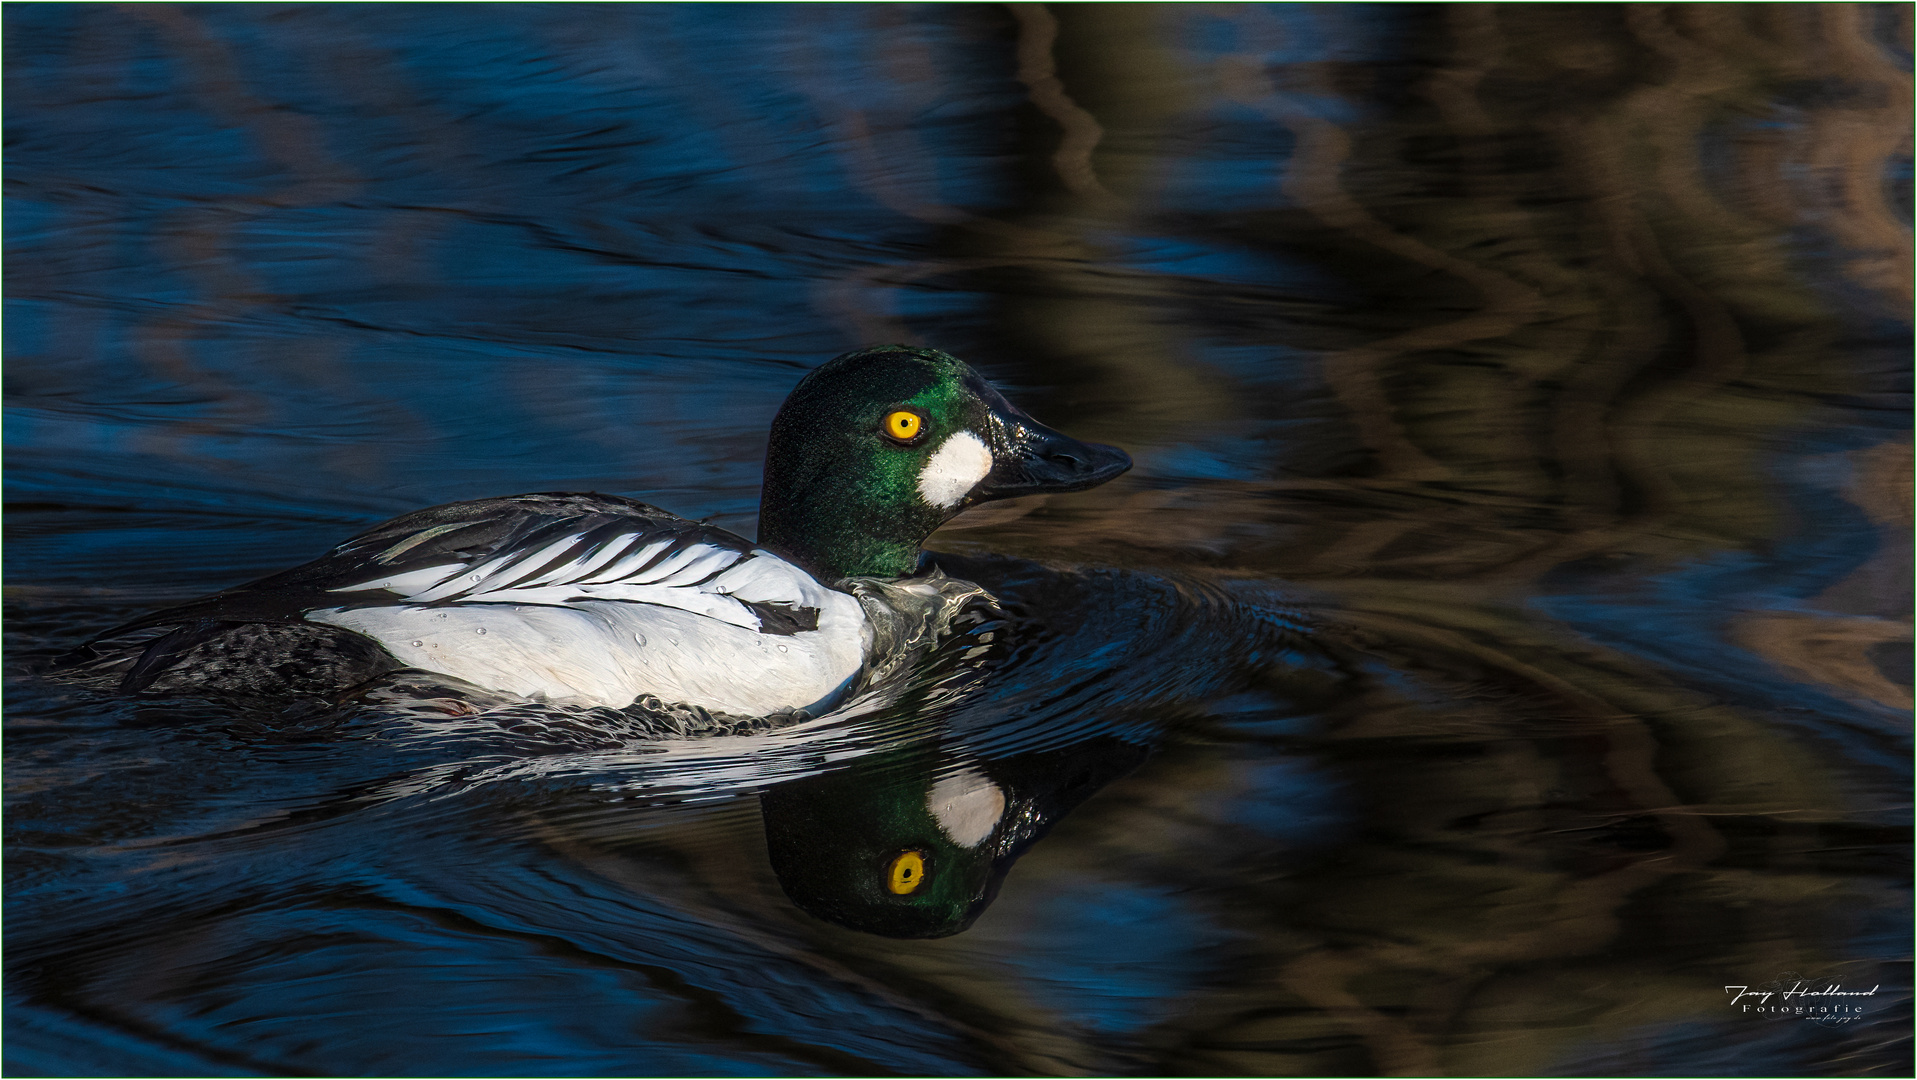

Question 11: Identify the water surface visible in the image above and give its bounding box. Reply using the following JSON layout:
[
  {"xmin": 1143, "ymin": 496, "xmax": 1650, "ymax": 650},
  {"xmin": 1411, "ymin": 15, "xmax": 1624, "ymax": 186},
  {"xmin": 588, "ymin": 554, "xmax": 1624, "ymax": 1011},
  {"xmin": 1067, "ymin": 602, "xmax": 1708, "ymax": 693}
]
[{"xmin": 5, "ymin": 4, "xmax": 1911, "ymax": 1075}]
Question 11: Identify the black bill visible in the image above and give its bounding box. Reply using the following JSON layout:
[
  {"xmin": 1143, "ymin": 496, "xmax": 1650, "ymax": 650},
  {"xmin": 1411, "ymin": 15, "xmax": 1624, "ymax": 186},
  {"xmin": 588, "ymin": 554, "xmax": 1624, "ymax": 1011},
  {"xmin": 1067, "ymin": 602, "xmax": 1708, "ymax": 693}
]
[{"xmin": 970, "ymin": 379, "xmax": 1132, "ymax": 503}]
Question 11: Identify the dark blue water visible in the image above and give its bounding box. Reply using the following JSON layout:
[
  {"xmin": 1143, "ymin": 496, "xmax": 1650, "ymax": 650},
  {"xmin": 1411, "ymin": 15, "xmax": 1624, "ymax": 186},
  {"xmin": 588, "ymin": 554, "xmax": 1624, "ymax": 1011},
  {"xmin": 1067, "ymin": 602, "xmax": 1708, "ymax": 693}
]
[{"xmin": 6, "ymin": 4, "xmax": 1911, "ymax": 1075}]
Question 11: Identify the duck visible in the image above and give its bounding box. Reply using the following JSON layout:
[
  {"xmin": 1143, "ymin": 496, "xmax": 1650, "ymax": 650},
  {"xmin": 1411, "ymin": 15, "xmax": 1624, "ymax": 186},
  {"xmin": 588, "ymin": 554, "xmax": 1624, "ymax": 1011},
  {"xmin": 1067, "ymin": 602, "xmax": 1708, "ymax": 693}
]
[{"xmin": 60, "ymin": 346, "xmax": 1131, "ymax": 717}]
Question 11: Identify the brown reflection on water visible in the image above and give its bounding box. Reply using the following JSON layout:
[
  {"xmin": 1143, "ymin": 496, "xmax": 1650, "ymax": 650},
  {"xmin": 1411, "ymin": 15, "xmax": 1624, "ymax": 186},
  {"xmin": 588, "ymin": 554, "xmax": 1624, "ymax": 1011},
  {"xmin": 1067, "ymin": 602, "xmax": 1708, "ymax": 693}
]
[
  {"xmin": 812, "ymin": 3, "xmax": 1231, "ymax": 437},
  {"xmin": 1737, "ymin": 438, "xmax": 1913, "ymax": 713},
  {"xmin": 952, "ymin": 2, "xmax": 1907, "ymax": 588},
  {"xmin": 986, "ymin": 3, "xmax": 1231, "ymax": 438},
  {"xmin": 916, "ymin": 5, "xmax": 1908, "ymax": 1073}
]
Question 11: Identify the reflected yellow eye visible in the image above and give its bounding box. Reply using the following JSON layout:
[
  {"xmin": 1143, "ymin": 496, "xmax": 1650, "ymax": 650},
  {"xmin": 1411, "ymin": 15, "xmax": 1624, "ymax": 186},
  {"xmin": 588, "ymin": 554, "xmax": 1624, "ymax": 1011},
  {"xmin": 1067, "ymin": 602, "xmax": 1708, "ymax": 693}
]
[
  {"xmin": 887, "ymin": 850, "xmax": 926, "ymax": 894},
  {"xmin": 882, "ymin": 410, "xmax": 923, "ymax": 442}
]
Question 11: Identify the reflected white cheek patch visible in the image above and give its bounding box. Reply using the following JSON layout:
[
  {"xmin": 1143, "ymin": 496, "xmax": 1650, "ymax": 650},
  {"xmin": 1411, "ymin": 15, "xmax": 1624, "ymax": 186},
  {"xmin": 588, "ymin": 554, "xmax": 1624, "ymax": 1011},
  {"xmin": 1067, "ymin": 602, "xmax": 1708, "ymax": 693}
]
[
  {"xmin": 917, "ymin": 431, "xmax": 992, "ymax": 509},
  {"xmin": 927, "ymin": 765, "xmax": 1007, "ymax": 848}
]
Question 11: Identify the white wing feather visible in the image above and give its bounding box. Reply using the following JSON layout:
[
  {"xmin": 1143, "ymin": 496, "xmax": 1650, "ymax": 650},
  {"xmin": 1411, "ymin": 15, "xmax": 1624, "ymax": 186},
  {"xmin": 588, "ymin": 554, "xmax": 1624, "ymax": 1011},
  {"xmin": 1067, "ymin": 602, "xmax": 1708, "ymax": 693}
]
[
  {"xmin": 580, "ymin": 538, "xmax": 674, "ymax": 585},
  {"xmin": 331, "ymin": 531, "xmax": 756, "ymax": 610}
]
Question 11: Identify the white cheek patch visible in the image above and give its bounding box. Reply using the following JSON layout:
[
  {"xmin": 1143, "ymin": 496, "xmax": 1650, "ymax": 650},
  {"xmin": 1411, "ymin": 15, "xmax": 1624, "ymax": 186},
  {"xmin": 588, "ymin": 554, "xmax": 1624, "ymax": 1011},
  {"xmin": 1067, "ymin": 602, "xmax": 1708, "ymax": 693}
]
[
  {"xmin": 917, "ymin": 431, "xmax": 993, "ymax": 509},
  {"xmin": 927, "ymin": 765, "xmax": 1007, "ymax": 848}
]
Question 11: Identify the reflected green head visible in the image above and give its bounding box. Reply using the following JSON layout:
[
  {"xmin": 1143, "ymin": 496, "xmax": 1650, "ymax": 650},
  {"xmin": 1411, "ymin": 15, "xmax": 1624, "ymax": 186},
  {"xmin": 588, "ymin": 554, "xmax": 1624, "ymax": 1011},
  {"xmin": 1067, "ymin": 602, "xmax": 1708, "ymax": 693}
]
[{"xmin": 759, "ymin": 749, "xmax": 1012, "ymax": 938}]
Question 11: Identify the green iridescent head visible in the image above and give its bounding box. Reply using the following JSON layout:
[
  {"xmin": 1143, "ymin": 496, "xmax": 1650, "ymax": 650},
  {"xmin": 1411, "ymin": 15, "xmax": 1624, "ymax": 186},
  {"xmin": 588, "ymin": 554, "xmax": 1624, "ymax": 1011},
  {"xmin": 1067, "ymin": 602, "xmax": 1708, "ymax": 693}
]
[{"xmin": 756, "ymin": 346, "xmax": 1130, "ymax": 581}]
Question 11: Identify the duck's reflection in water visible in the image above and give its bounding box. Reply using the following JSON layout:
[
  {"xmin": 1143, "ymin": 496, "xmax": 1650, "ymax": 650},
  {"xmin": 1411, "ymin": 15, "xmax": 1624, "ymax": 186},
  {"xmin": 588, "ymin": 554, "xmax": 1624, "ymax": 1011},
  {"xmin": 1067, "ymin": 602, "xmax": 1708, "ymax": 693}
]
[{"xmin": 760, "ymin": 737, "xmax": 1152, "ymax": 938}]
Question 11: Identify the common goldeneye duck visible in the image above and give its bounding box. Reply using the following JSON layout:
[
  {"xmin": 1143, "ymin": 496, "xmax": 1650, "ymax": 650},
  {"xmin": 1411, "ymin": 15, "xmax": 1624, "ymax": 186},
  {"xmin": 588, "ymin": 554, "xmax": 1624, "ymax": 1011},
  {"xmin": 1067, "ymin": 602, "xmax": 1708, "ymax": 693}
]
[{"xmin": 63, "ymin": 346, "xmax": 1131, "ymax": 716}]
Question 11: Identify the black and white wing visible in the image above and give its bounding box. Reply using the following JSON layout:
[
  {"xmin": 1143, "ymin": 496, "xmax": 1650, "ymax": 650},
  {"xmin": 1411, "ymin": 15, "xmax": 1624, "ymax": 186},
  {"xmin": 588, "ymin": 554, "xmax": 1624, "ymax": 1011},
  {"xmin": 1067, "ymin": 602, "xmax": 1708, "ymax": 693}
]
[
  {"xmin": 96, "ymin": 492, "xmax": 816, "ymax": 631},
  {"xmin": 65, "ymin": 493, "xmax": 838, "ymax": 695},
  {"xmin": 322, "ymin": 503, "xmax": 826, "ymax": 634}
]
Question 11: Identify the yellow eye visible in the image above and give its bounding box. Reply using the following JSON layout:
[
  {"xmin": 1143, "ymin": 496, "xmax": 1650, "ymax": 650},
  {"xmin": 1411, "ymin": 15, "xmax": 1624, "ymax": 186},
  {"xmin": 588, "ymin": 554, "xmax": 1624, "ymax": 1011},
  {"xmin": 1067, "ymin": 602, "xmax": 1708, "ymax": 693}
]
[
  {"xmin": 887, "ymin": 850, "xmax": 925, "ymax": 894},
  {"xmin": 882, "ymin": 410, "xmax": 923, "ymax": 442}
]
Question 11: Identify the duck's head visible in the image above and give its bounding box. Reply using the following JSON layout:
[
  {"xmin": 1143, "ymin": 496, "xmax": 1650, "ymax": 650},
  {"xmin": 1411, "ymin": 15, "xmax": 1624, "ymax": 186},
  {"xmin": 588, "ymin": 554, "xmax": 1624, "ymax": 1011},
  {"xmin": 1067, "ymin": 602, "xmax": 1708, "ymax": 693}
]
[{"xmin": 757, "ymin": 346, "xmax": 1131, "ymax": 580}]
